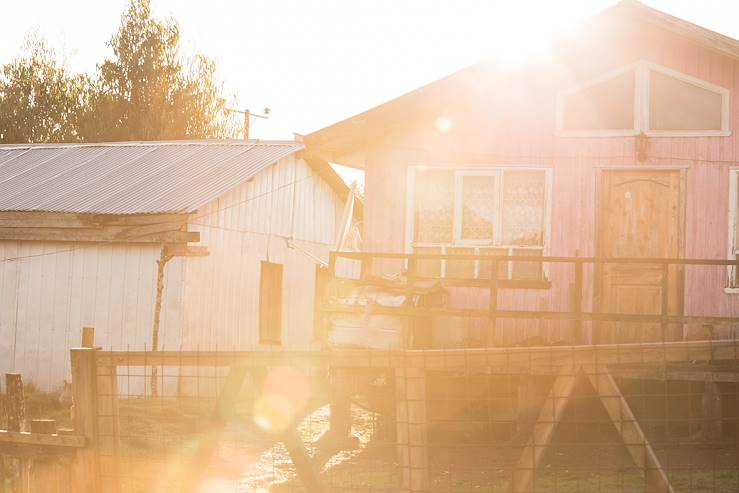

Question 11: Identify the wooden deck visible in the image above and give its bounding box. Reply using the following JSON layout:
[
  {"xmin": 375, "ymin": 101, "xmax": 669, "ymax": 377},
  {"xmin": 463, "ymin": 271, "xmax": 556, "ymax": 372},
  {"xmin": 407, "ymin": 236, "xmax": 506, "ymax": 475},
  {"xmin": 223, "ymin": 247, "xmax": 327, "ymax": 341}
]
[{"xmin": 324, "ymin": 251, "xmax": 739, "ymax": 346}]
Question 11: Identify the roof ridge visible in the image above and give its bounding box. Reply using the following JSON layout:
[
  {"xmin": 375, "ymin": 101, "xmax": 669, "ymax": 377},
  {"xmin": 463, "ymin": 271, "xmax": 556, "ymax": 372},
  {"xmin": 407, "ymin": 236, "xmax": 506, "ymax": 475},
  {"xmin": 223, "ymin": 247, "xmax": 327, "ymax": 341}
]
[{"xmin": 0, "ymin": 139, "xmax": 303, "ymax": 150}]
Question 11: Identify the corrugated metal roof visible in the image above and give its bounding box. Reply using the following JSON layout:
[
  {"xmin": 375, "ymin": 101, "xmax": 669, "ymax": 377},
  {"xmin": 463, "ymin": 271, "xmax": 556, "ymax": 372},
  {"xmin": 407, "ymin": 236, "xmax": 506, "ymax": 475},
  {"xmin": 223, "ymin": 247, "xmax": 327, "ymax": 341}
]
[{"xmin": 0, "ymin": 140, "xmax": 303, "ymax": 214}]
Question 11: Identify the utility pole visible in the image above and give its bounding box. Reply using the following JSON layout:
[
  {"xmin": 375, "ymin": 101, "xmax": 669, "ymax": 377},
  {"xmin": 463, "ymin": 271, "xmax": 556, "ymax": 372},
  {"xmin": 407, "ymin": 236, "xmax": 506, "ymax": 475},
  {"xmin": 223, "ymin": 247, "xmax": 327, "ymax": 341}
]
[
  {"xmin": 225, "ymin": 107, "xmax": 270, "ymax": 140},
  {"xmin": 244, "ymin": 109, "xmax": 250, "ymax": 140}
]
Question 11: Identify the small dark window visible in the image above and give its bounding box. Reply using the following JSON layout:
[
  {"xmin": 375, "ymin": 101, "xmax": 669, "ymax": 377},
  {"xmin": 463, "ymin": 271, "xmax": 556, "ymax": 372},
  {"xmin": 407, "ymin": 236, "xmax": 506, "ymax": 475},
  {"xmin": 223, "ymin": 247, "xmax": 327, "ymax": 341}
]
[
  {"xmin": 259, "ymin": 261, "xmax": 283, "ymax": 344},
  {"xmin": 562, "ymin": 70, "xmax": 635, "ymax": 131}
]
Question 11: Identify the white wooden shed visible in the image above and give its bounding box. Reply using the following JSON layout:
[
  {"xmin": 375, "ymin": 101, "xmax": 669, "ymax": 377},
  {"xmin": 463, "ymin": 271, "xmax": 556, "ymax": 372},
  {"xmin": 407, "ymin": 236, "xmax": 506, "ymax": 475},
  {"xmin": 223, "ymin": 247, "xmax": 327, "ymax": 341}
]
[{"xmin": 0, "ymin": 140, "xmax": 358, "ymax": 390}]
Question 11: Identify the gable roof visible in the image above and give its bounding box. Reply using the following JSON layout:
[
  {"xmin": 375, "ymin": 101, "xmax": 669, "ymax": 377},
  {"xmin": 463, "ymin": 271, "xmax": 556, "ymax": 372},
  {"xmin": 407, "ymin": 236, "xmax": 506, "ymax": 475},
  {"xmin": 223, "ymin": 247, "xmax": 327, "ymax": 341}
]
[
  {"xmin": 0, "ymin": 140, "xmax": 306, "ymax": 215},
  {"xmin": 306, "ymin": 0, "xmax": 739, "ymax": 166},
  {"xmin": 606, "ymin": 0, "xmax": 739, "ymax": 62}
]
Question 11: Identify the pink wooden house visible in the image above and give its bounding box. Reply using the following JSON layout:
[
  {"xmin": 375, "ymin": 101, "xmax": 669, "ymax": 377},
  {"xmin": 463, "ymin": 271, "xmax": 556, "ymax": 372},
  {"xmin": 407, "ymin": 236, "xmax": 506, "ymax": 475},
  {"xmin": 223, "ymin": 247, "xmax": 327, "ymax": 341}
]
[{"xmin": 306, "ymin": 0, "xmax": 739, "ymax": 347}]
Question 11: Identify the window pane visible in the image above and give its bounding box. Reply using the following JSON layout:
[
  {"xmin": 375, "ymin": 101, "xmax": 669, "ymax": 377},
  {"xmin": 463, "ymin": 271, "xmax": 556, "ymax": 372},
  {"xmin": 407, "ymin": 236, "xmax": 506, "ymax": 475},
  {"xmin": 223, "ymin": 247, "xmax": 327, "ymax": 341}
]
[
  {"xmin": 414, "ymin": 169, "xmax": 453, "ymax": 243},
  {"xmin": 501, "ymin": 170, "xmax": 546, "ymax": 246},
  {"xmin": 460, "ymin": 175, "xmax": 497, "ymax": 241},
  {"xmin": 650, "ymin": 71, "xmax": 723, "ymax": 131},
  {"xmin": 562, "ymin": 70, "xmax": 635, "ymax": 131}
]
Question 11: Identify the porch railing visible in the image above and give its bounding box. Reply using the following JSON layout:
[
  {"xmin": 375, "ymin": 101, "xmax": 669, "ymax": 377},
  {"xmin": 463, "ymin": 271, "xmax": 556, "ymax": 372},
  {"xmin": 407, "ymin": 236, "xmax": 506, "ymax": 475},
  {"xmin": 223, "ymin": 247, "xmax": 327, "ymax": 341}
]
[{"xmin": 323, "ymin": 251, "xmax": 739, "ymax": 346}]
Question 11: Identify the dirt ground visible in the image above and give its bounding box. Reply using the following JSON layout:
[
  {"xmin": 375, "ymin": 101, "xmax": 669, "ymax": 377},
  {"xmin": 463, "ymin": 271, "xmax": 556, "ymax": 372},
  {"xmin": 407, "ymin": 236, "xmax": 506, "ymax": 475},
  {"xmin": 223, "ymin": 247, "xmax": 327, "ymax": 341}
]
[
  {"xmin": 8, "ymin": 383, "xmax": 739, "ymax": 493},
  {"xmin": 111, "ymin": 398, "xmax": 737, "ymax": 493}
]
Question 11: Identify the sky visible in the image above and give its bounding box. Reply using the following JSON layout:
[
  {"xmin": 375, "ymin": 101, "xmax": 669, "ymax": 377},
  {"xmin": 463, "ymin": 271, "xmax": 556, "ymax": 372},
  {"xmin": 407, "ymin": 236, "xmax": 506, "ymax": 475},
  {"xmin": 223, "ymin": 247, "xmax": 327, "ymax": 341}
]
[{"xmin": 0, "ymin": 0, "xmax": 737, "ymax": 142}]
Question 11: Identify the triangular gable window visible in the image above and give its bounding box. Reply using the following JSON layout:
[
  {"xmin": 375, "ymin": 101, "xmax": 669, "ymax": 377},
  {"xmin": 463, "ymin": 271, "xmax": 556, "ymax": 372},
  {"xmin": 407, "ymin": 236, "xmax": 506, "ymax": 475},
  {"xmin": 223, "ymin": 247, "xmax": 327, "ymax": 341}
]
[
  {"xmin": 562, "ymin": 70, "xmax": 636, "ymax": 132},
  {"xmin": 557, "ymin": 61, "xmax": 730, "ymax": 137}
]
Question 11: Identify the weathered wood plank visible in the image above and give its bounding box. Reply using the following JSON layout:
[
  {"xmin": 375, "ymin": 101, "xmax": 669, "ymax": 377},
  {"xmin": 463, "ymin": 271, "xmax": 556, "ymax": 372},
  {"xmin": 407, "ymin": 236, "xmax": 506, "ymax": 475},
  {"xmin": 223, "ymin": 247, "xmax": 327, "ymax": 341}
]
[
  {"xmin": 70, "ymin": 348, "xmax": 100, "ymax": 493},
  {"xmin": 81, "ymin": 327, "xmax": 95, "ymax": 348},
  {"xmin": 29, "ymin": 420, "xmax": 56, "ymax": 435},
  {"xmin": 0, "ymin": 211, "xmax": 187, "ymax": 228},
  {"xmin": 5, "ymin": 373, "xmax": 25, "ymax": 432},
  {"xmin": 94, "ymin": 339, "xmax": 739, "ymax": 370},
  {"xmin": 611, "ymin": 366, "xmax": 739, "ymax": 383},
  {"xmin": 0, "ymin": 431, "xmax": 85, "ymax": 448},
  {"xmin": 116, "ymin": 220, "xmax": 187, "ymax": 240},
  {"xmin": 96, "ymin": 363, "xmax": 121, "ymax": 493},
  {"xmin": 324, "ymin": 302, "xmax": 739, "ymax": 327},
  {"xmin": 511, "ymin": 366, "xmax": 579, "ymax": 493},
  {"xmin": 585, "ymin": 367, "xmax": 675, "ymax": 493},
  {"xmin": 283, "ymin": 427, "xmax": 326, "ymax": 493},
  {"xmin": 330, "ymin": 251, "xmax": 739, "ymax": 266},
  {"xmin": 0, "ymin": 227, "xmax": 199, "ymax": 243},
  {"xmin": 162, "ymin": 244, "xmax": 209, "ymax": 257}
]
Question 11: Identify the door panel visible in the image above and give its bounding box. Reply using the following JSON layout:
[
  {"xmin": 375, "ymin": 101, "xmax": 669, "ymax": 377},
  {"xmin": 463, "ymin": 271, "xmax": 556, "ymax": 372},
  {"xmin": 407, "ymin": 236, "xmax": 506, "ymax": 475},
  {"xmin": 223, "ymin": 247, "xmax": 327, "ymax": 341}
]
[{"xmin": 597, "ymin": 170, "xmax": 684, "ymax": 343}]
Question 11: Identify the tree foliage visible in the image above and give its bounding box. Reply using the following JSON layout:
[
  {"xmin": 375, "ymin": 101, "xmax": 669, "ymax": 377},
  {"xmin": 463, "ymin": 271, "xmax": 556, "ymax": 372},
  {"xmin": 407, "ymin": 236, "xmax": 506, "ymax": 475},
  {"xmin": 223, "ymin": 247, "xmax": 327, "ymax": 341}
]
[
  {"xmin": 0, "ymin": 38, "xmax": 91, "ymax": 143},
  {"xmin": 0, "ymin": 0, "xmax": 236, "ymax": 144}
]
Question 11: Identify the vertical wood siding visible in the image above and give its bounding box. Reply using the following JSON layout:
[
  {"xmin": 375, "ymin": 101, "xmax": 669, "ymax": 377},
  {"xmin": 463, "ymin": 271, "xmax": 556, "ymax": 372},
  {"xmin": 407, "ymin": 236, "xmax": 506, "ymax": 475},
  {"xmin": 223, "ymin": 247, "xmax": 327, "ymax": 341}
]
[
  {"xmin": 181, "ymin": 155, "xmax": 343, "ymax": 351},
  {"xmin": 0, "ymin": 242, "xmax": 184, "ymax": 390},
  {"xmin": 0, "ymin": 155, "xmax": 345, "ymax": 389},
  {"xmin": 357, "ymin": 21, "xmax": 739, "ymax": 345}
]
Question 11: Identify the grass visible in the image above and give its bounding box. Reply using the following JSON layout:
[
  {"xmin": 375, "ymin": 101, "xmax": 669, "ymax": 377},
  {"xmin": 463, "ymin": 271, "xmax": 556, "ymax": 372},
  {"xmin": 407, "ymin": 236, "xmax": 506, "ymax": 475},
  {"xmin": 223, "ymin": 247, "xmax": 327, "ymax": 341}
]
[
  {"xmin": 4, "ymin": 389, "xmax": 739, "ymax": 493},
  {"xmin": 0, "ymin": 382, "xmax": 73, "ymax": 430}
]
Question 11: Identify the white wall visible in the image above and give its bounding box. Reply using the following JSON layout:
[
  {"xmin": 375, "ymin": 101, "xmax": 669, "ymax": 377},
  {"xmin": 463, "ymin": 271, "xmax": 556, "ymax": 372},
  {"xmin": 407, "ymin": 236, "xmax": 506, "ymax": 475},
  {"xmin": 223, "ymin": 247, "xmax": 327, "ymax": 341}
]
[
  {"xmin": 0, "ymin": 154, "xmax": 347, "ymax": 389},
  {"xmin": 182, "ymin": 155, "xmax": 344, "ymax": 351},
  {"xmin": 0, "ymin": 241, "xmax": 184, "ymax": 390}
]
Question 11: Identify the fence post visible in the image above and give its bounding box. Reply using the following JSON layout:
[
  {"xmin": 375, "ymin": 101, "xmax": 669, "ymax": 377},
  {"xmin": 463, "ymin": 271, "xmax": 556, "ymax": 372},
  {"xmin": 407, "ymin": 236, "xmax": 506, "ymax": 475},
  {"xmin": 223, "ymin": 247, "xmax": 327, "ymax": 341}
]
[
  {"xmin": 70, "ymin": 348, "xmax": 100, "ymax": 493},
  {"xmin": 5, "ymin": 373, "xmax": 30, "ymax": 492},
  {"xmin": 30, "ymin": 420, "xmax": 57, "ymax": 493},
  {"xmin": 96, "ymin": 362, "xmax": 121, "ymax": 493},
  {"xmin": 5, "ymin": 373, "xmax": 25, "ymax": 432},
  {"xmin": 81, "ymin": 327, "xmax": 95, "ymax": 349}
]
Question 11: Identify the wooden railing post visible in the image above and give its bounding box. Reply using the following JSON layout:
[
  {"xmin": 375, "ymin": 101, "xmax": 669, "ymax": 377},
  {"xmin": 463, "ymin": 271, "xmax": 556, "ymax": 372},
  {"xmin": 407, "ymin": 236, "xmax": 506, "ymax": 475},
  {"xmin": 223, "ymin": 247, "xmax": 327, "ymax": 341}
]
[
  {"xmin": 573, "ymin": 260, "xmax": 584, "ymax": 343},
  {"xmin": 359, "ymin": 253, "xmax": 369, "ymax": 281},
  {"xmin": 406, "ymin": 255, "xmax": 417, "ymax": 286},
  {"xmin": 70, "ymin": 348, "xmax": 100, "ymax": 493},
  {"xmin": 489, "ymin": 258, "xmax": 499, "ymax": 343},
  {"xmin": 661, "ymin": 262, "xmax": 670, "ymax": 342}
]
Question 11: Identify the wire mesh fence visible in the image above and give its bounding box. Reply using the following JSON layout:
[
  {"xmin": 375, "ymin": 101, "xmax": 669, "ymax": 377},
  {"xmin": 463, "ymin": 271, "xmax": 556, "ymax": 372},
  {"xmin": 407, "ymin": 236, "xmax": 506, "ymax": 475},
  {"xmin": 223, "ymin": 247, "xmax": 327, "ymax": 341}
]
[{"xmin": 89, "ymin": 342, "xmax": 739, "ymax": 493}]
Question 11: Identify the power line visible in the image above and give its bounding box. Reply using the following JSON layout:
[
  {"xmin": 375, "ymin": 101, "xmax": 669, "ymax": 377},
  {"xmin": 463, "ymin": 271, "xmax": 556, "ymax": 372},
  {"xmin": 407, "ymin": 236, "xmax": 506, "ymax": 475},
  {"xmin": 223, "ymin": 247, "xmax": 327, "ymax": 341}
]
[
  {"xmin": 189, "ymin": 174, "xmax": 315, "ymax": 223},
  {"xmin": 2, "ymin": 242, "xmax": 112, "ymax": 263},
  {"xmin": 0, "ymin": 174, "xmax": 319, "ymax": 264}
]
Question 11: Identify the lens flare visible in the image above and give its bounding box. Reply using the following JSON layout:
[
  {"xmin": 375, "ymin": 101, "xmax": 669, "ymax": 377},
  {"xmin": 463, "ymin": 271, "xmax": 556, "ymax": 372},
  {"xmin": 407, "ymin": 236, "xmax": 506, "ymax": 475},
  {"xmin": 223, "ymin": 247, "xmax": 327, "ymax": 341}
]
[
  {"xmin": 435, "ymin": 116, "xmax": 453, "ymax": 133},
  {"xmin": 253, "ymin": 366, "xmax": 311, "ymax": 434}
]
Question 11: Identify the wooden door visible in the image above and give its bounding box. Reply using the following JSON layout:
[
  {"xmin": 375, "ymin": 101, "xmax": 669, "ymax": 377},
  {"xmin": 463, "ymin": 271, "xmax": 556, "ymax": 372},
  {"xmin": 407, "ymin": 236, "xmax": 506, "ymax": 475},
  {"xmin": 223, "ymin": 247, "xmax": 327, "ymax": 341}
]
[{"xmin": 597, "ymin": 169, "xmax": 684, "ymax": 343}]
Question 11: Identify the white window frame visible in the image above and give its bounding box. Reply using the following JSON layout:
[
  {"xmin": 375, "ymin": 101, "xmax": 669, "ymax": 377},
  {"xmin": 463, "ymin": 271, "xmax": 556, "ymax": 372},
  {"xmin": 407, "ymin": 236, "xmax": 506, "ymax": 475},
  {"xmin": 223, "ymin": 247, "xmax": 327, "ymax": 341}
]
[
  {"xmin": 556, "ymin": 60, "xmax": 731, "ymax": 138},
  {"xmin": 406, "ymin": 165, "xmax": 552, "ymax": 281},
  {"xmin": 453, "ymin": 170, "xmax": 501, "ymax": 245},
  {"xmin": 726, "ymin": 168, "xmax": 739, "ymax": 293}
]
